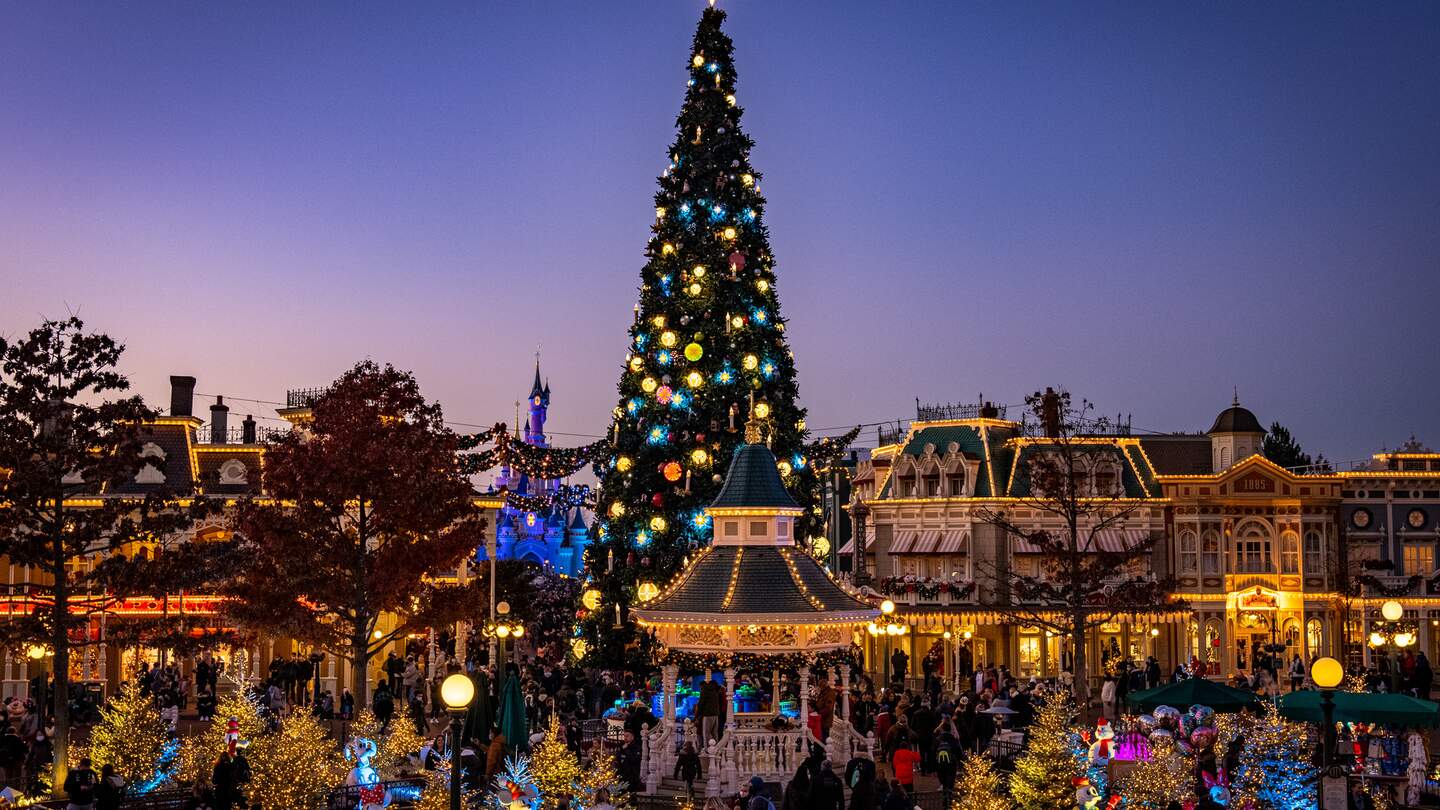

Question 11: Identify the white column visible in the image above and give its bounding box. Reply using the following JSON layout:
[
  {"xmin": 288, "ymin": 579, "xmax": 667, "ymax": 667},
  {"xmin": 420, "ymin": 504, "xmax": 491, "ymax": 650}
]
[
  {"xmin": 840, "ymin": 667, "xmax": 852, "ymax": 720},
  {"xmin": 798, "ymin": 666, "xmax": 811, "ymax": 739}
]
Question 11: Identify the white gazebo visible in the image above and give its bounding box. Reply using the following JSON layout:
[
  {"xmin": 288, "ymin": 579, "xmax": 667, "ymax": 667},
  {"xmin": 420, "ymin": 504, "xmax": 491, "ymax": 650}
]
[{"xmin": 631, "ymin": 431, "xmax": 880, "ymax": 794}]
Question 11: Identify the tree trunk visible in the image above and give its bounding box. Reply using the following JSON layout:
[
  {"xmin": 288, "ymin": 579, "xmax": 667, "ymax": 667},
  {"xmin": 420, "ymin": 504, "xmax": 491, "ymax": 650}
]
[
  {"xmin": 351, "ymin": 625, "xmax": 370, "ymax": 708},
  {"xmin": 1072, "ymin": 610, "xmax": 1091, "ymax": 721},
  {"xmin": 51, "ymin": 536, "xmax": 70, "ymax": 797}
]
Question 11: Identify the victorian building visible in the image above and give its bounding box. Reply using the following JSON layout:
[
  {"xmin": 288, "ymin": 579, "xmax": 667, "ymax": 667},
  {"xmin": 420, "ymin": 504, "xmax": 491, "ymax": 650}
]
[{"xmin": 0, "ymin": 375, "xmax": 506, "ymax": 699}]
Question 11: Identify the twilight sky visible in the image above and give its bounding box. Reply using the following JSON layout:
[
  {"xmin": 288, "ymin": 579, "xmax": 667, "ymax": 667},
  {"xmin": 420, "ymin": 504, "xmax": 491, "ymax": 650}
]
[{"xmin": 3, "ymin": 1, "xmax": 1438, "ymax": 467}]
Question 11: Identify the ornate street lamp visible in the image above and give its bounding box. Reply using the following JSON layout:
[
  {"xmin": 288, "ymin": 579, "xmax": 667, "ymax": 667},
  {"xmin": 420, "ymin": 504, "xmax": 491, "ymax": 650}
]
[{"xmin": 440, "ymin": 673, "xmax": 476, "ymax": 810}]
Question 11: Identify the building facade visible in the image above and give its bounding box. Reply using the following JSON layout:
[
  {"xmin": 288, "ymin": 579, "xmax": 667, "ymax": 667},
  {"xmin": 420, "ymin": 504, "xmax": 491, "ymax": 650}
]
[{"xmin": 0, "ymin": 375, "xmax": 505, "ymax": 699}]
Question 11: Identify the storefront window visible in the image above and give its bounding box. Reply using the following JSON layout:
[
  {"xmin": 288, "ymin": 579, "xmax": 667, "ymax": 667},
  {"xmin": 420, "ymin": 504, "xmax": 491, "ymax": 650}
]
[
  {"xmin": 1204, "ymin": 619, "xmax": 1222, "ymax": 665},
  {"xmin": 1188, "ymin": 621, "xmax": 1200, "ymax": 663},
  {"xmin": 1306, "ymin": 619, "xmax": 1323, "ymax": 659},
  {"xmin": 1018, "ymin": 635, "xmax": 1040, "ymax": 677}
]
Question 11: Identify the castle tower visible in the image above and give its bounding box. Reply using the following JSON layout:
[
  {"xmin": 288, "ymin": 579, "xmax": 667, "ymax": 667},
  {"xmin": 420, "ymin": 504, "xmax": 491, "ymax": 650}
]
[{"xmin": 527, "ymin": 360, "xmax": 549, "ymax": 449}]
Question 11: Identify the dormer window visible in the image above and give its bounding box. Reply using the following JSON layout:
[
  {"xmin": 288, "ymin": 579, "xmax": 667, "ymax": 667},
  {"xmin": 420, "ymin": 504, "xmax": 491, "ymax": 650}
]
[{"xmin": 135, "ymin": 442, "xmax": 167, "ymax": 485}]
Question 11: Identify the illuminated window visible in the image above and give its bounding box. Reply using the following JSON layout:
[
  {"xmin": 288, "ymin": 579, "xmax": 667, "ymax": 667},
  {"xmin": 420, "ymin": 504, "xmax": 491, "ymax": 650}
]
[
  {"xmin": 1204, "ymin": 619, "xmax": 1222, "ymax": 665},
  {"xmin": 1235, "ymin": 527, "xmax": 1272, "ymax": 573},
  {"xmin": 1303, "ymin": 531, "xmax": 1323, "ymax": 574},
  {"xmin": 1017, "ymin": 635, "xmax": 1041, "ymax": 676},
  {"xmin": 1178, "ymin": 531, "xmax": 1198, "ymax": 573},
  {"xmin": 1404, "ymin": 543, "xmax": 1435, "ymax": 576},
  {"xmin": 1202, "ymin": 532, "xmax": 1221, "ymax": 574},
  {"xmin": 1306, "ymin": 619, "xmax": 1323, "ymax": 658},
  {"xmin": 1280, "ymin": 532, "xmax": 1299, "ymax": 574}
]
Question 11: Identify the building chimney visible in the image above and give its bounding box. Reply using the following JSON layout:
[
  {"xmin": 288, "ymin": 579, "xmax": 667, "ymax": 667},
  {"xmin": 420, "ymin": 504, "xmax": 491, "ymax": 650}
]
[
  {"xmin": 1040, "ymin": 387, "xmax": 1062, "ymax": 438},
  {"xmin": 242, "ymin": 414, "xmax": 257, "ymax": 444},
  {"xmin": 210, "ymin": 396, "xmax": 229, "ymax": 444},
  {"xmin": 170, "ymin": 375, "xmax": 197, "ymax": 417}
]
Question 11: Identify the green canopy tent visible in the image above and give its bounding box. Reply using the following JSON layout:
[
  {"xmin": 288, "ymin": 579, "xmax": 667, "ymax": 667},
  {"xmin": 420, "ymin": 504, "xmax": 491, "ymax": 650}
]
[
  {"xmin": 1126, "ymin": 679, "xmax": 1262, "ymax": 713},
  {"xmin": 1277, "ymin": 690, "xmax": 1440, "ymax": 727},
  {"xmin": 498, "ymin": 675, "xmax": 529, "ymax": 752}
]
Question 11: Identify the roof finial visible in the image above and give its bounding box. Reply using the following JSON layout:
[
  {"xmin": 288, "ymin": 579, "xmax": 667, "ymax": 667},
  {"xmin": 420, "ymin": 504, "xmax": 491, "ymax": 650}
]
[
  {"xmin": 744, "ymin": 392, "xmax": 763, "ymax": 444},
  {"xmin": 1233, "ymin": 386, "xmax": 1240, "ymax": 407}
]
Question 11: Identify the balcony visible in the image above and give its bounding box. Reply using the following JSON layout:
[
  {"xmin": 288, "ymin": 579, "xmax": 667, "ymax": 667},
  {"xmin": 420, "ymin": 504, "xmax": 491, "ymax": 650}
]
[{"xmin": 192, "ymin": 425, "xmax": 288, "ymax": 445}]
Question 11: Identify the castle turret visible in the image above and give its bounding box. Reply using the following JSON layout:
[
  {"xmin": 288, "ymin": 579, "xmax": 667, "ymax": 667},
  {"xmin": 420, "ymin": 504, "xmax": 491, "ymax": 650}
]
[{"xmin": 527, "ymin": 360, "xmax": 549, "ymax": 448}]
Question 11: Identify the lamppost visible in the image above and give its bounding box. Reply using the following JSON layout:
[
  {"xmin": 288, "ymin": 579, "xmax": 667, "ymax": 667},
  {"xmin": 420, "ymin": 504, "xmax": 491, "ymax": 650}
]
[
  {"xmin": 1311, "ymin": 656, "xmax": 1344, "ymax": 809},
  {"xmin": 486, "ymin": 601, "xmax": 525, "ymax": 696},
  {"xmin": 441, "ymin": 673, "xmax": 476, "ymax": 810},
  {"xmin": 1368, "ymin": 599, "xmax": 1416, "ymax": 692},
  {"xmin": 867, "ymin": 599, "xmax": 907, "ymax": 685}
]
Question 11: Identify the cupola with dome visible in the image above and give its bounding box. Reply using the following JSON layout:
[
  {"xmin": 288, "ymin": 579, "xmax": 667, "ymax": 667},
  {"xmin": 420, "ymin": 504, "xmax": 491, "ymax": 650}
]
[{"xmin": 1208, "ymin": 392, "xmax": 1266, "ymax": 472}]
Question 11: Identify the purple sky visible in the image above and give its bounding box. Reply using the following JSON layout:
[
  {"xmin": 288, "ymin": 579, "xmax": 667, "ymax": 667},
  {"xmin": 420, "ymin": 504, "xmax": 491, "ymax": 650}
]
[{"xmin": 3, "ymin": 1, "xmax": 1438, "ymax": 467}]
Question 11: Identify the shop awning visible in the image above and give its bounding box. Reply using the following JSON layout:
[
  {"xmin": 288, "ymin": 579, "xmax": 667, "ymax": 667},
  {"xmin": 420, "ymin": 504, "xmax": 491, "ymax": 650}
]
[
  {"xmin": 838, "ymin": 527, "xmax": 873, "ymax": 556},
  {"xmin": 935, "ymin": 532, "xmax": 967, "ymax": 554},
  {"xmin": 1013, "ymin": 529, "xmax": 1150, "ymax": 554},
  {"xmin": 1127, "ymin": 679, "xmax": 1260, "ymax": 713},
  {"xmin": 889, "ymin": 530, "xmax": 918, "ymax": 553},
  {"xmin": 908, "ymin": 530, "xmax": 944, "ymax": 553}
]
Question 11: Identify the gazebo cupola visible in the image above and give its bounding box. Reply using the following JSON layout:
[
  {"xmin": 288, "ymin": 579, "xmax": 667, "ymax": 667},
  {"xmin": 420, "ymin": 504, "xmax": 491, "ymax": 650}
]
[{"xmin": 631, "ymin": 417, "xmax": 878, "ymax": 663}]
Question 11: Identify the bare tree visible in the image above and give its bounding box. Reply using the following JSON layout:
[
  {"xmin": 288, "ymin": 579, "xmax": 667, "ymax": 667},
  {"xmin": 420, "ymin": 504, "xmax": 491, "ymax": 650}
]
[{"xmin": 975, "ymin": 388, "xmax": 1175, "ymax": 716}]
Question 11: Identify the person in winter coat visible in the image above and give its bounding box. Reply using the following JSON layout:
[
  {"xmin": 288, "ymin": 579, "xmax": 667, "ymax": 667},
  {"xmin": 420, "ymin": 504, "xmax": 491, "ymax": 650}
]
[
  {"xmin": 809, "ymin": 759, "xmax": 845, "ymax": 810},
  {"xmin": 95, "ymin": 764, "xmax": 126, "ymax": 810},
  {"xmin": 880, "ymin": 780, "xmax": 909, "ymax": 810},
  {"xmin": 889, "ymin": 741, "xmax": 920, "ymax": 792},
  {"xmin": 373, "ymin": 682, "xmax": 395, "ymax": 728},
  {"xmin": 846, "ymin": 756, "xmax": 877, "ymax": 810},
  {"xmin": 779, "ymin": 762, "xmax": 809, "ymax": 810},
  {"xmin": 485, "ymin": 731, "xmax": 507, "ymax": 782},
  {"xmin": 674, "ymin": 742, "xmax": 702, "ymax": 798},
  {"xmin": 63, "ymin": 757, "xmax": 98, "ymax": 810},
  {"xmin": 1100, "ymin": 676, "xmax": 1118, "ymax": 720}
]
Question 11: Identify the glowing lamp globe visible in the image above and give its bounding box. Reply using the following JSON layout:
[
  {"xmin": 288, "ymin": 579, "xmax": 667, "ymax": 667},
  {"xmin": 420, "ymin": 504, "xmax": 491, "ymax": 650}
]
[
  {"xmin": 963, "ymin": 630, "xmax": 973, "ymax": 640},
  {"xmin": 582, "ymin": 589, "xmax": 602, "ymax": 611},
  {"xmin": 886, "ymin": 624, "xmax": 901, "ymax": 636},
  {"xmin": 943, "ymin": 631, "xmax": 952, "ymax": 640},
  {"xmin": 1396, "ymin": 631, "xmax": 1416, "ymax": 648},
  {"xmin": 1369, "ymin": 631, "xmax": 1387, "ymax": 648},
  {"xmin": 441, "ymin": 673, "xmax": 475, "ymax": 710},
  {"xmin": 637, "ymin": 582, "xmax": 660, "ymax": 602},
  {"xmin": 1150, "ymin": 627, "xmax": 1161, "ymax": 637},
  {"xmin": 1311, "ymin": 656, "xmax": 1343, "ymax": 689},
  {"xmin": 496, "ymin": 624, "xmax": 511, "ymax": 639},
  {"xmin": 25, "ymin": 645, "xmax": 45, "ymax": 660},
  {"xmin": 512, "ymin": 626, "xmax": 524, "ymax": 639},
  {"xmin": 867, "ymin": 623, "xmax": 880, "ymax": 636},
  {"xmin": 1382, "ymin": 600, "xmax": 1404, "ymax": 621},
  {"xmin": 880, "ymin": 599, "xmax": 896, "ymax": 615}
]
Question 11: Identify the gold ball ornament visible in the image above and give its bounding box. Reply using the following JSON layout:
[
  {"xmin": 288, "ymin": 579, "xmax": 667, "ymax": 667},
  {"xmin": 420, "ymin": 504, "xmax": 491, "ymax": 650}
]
[
  {"xmin": 650, "ymin": 515, "xmax": 668, "ymax": 533},
  {"xmin": 641, "ymin": 376, "xmax": 658, "ymax": 393},
  {"xmin": 684, "ymin": 342, "xmax": 704, "ymax": 362},
  {"xmin": 742, "ymin": 354, "xmax": 759, "ymax": 370},
  {"xmin": 616, "ymin": 455, "xmax": 633, "ymax": 472},
  {"xmin": 582, "ymin": 589, "xmax": 602, "ymax": 611},
  {"xmin": 660, "ymin": 330, "xmax": 678, "ymax": 347}
]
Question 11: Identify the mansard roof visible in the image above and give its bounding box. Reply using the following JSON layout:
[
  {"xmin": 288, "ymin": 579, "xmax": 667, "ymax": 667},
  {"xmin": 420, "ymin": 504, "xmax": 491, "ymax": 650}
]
[{"xmin": 631, "ymin": 545, "xmax": 875, "ymax": 623}]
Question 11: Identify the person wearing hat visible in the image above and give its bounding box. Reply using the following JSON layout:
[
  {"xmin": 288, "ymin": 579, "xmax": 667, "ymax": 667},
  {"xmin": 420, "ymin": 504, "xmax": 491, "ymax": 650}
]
[{"xmin": 746, "ymin": 777, "xmax": 774, "ymax": 810}]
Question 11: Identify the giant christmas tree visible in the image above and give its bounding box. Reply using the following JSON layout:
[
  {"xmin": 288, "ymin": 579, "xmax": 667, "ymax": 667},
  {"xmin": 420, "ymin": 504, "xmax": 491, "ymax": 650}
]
[{"xmin": 581, "ymin": 3, "xmax": 852, "ymax": 668}]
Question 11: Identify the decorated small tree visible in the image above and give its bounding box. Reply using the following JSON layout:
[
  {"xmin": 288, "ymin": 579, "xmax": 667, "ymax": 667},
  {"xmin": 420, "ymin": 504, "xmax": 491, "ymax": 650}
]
[
  {"xmin": 1232, "ymin": 702, "xmax": 1317, "ymax": 810},
  {"xmin": 353, "ymin": 709, "xmax": 426, "ymax": 779},
  {"xmin": 176, "ymin": 685, "xmax": 265, "ymax": 786},
  {"xmin": 85, "ymin": 682, "xmax": 175, "ymax": 791},
  {"xmin": 247, "ymin": 713, "xmax": 348, "ymax": 810},
  {"xmin": 531, "ymin": 716, "xmax": 580, "ymax": 809},
  {"xmin": 574, "ymin": 749, "xmax": 629, "ymax": 810},
  {"xmin": 952, "ymin": 753, "xmax": 1009, "ymax": 810},
  {"xmin": 1009, "ymin": 690, "xmax": 1083, "ymax": 810},
  {"xmin": 1116, "ymin": 736, "xmax": 1196, "ymax": 808},
  {"xmin": 416, "ymin": 752, "xmax": 479, "ymax": 810},
  {"xmin": 491, "ymin": 755, "xmax": 542, "ymax": 810}
]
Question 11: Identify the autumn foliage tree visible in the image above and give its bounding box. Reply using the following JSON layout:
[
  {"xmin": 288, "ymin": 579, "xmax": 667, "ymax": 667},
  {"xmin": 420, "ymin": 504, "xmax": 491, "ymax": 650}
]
[
  {"xmin": 0, "ymin": 317, "xmax": 210, "ymax": 794},
  {"xmin": 976, "ymin": 388, "xmax": 1176, "ymax": 715},
  {"xmin": 227, "ymin": 361, "xmax": 485, "ymax": 706}
]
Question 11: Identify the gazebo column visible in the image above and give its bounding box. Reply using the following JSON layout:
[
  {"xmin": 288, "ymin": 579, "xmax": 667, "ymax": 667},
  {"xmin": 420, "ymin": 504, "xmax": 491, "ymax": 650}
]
[
  {"xmin": 663, "ymin": 663, "xmax": 680, "ymax": 724},
  {"xmin": 798, "ymin": 666, "xmax": 811, "ymax": 742},
  {"xmin": 771, "ymin": 668, "xmax": 781, "ymax": 714},
  {"xmin": 840, "ymin": 667, "xmax": 851, "ymax": 719},
  {"xmin": 721, "ymin": 667, "xmax": 738, "ymax": 794}
]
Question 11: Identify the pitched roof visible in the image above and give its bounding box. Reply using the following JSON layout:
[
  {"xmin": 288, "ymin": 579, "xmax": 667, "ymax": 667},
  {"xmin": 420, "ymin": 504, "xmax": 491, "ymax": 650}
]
[
  {"xmin": 710, "ymin": 443, "xmax": 800, "ymax": 510},
  {"xmin": 1138, "ymin": 435, "xmax": 1213, "ymax": 475},
  {"xmin": 633, "ymin": 545, "xmax": 875, "ymax": 620},
  {"xmin": 529, "ymin": 362, "xmax": 545, "ymax": 399}
]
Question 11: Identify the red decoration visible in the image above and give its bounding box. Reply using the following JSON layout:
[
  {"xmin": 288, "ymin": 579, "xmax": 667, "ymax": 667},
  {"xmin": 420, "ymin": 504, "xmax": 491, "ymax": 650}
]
[
  {"xmin": 728, "ymin": 251, "xmax": 746, "ymax": 271},
  {"xmin": 651, "ymin": 493, "xmax": 665, "ymax": 507}
]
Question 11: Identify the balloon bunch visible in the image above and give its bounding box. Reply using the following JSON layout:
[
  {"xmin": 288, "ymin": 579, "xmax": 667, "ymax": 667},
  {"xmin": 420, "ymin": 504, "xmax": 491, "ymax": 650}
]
[{"xmin": 1133, "ymin": 704, "xmax": 1219, "ymax": 756}]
